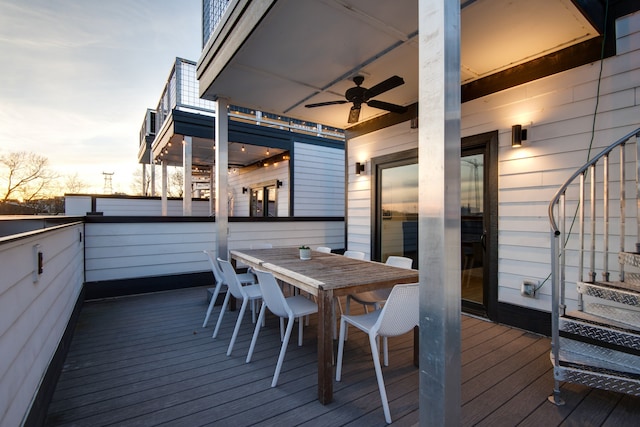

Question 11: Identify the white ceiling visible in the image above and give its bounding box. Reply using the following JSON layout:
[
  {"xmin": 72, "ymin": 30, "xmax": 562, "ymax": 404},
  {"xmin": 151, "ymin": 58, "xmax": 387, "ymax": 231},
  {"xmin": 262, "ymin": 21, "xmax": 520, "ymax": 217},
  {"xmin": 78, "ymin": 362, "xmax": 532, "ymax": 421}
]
[{"xmin": 199, "ymin": 0, "xmax": 598, "ymax": 130}]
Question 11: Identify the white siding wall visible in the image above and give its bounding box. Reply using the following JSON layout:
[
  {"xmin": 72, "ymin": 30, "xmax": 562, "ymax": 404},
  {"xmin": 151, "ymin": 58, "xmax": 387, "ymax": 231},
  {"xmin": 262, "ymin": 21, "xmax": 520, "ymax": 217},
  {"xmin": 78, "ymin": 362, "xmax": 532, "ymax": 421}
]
[
  {"xmin": 0, "ymin": 224, "xmax": 84, "ymax": 426},
  {"xmin": 293, "ymin": 142, "xmax": 345, "ymax": 216},
  {"xmin": 65, "ymin": 196, "xmax": 211, "ymax": 216},
  {"xmin": 348, "ymin": 11, "xmax": 640, "ymax": 310},
  {"xmin": 84, "ymin": 219, "xmax": 345, "ymax": 282},
  {"xmin": 84, "ymin": 222, "xmax": 216, "ymax": 282},
  {"xmin": 228, "ymin": 220, "xmax": 344, "ymax": 252},
  {"xmin": 95, "ymin": 198, "xmax": 211, "ymax": 216}
]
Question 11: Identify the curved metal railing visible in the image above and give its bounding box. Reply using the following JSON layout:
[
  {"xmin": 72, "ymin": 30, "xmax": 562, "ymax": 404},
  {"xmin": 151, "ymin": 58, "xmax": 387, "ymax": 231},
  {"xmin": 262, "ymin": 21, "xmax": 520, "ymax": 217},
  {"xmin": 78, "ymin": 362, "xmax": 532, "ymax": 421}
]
[{"xmin": 547, "ymin": 127, "xmax": 640, "ymax": 403}]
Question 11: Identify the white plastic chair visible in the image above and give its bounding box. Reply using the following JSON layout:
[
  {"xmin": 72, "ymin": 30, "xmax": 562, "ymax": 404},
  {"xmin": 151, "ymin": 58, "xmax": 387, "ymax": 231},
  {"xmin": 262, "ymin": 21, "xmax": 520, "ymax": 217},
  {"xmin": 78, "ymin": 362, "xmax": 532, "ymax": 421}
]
[
  {"xmin": 316, "ymin": 246, "xmax": 332, "ymax": 253},
  {"xmin": 336, "ymin": 283, "xmax": 419, "ymax": 424},
  {"xmin": 343, "ymin": 250, "xmax": 365, "ymax": 260},
  {"xmin": 202, "ymin": 250, "xmax": 256, "ymax": 328},
  {"xmin": 246, "ymin": 269, "xmax": 318, "ymax": 387},
  {"xmin": 346, "ymin": 256, "xmax": 413, "ymax": 314},
  {"xmin": 214, "ymin": 258, "xmax": 263, "ymax": 356}
]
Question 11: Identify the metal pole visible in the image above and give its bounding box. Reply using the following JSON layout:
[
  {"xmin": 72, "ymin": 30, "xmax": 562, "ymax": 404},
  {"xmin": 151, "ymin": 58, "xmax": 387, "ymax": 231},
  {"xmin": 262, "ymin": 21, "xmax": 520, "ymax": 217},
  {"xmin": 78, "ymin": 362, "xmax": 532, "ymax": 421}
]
[
  {"xmin": 418, "ymin": 0, "xmax": 461, "ymax": 425},
  {"xmin": 183, "ymin": 136, "xmax": 193, "ymax": 216},
  {"xmin": 161, "ymin": 159, "xmax": 168, "ymax": 216},
  {"xmin": 603, "ymin": 155, "xmax": 609, "ymax": 281},
  {"xmin": 215, "ymin": 98, "xmax": 229, "ymax": 260}
]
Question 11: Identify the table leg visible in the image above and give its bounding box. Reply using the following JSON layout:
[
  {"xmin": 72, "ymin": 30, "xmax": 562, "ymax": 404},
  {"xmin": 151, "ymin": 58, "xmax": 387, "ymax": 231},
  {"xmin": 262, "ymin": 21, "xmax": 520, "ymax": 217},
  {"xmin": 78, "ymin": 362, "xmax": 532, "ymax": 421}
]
[
  {"xmin": 414, "ymin": 326, "xmax": 419, "ymax": 367},
  {"xmin": 317, "ymin": 289, "xmax": 334, "ymax": 404}
]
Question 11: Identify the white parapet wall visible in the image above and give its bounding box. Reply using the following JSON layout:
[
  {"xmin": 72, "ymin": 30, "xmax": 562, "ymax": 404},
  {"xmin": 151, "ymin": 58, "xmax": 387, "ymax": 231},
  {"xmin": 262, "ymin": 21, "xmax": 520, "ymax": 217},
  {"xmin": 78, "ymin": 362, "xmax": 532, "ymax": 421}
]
[{"xmin": 0, "ymin": 223, "xmax": 84, "ymax": 426}]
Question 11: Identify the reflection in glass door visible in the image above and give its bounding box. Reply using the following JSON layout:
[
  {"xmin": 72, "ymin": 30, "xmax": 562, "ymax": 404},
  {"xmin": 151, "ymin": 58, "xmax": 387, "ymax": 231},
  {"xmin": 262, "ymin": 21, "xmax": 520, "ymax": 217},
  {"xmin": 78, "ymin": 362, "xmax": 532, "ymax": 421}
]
[
  {"xmin": 461, "ymin": 152, "xmax": 485, "ymax": 307},
  {"xmin": 379, "ymin": 162, "xmax": 419, "ymax": 267}
]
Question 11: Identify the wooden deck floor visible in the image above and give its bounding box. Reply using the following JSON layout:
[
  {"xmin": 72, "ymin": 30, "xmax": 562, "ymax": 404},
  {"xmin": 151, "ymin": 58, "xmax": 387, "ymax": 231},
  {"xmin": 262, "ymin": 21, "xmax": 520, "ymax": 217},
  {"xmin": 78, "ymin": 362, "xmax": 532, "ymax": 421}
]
[{"xmin": 45, "ymin": 287, "xmax": 640, "ymax": 426}]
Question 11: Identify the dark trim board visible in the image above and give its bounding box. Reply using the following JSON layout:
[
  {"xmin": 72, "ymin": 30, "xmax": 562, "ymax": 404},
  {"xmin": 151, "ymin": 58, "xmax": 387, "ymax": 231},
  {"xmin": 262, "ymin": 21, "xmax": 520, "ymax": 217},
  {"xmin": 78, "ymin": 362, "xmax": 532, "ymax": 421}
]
[
  {"xmin": 497, "ymin": 302, "xmax": 551, "ymax": 337},
  {"xmin": 84, "ymin": 271, "xmax": 213, "ymax": 300},
  {"xmin": 24, "ymin": 287, "xmax": 85, "ymax": 427},
  {"xmin": 84, "ymin": 215, "xmax": 216, "ymax": 224},
  {"xmin": 229, "ymin": 216, "xmax": 344, "ymax": 223}
]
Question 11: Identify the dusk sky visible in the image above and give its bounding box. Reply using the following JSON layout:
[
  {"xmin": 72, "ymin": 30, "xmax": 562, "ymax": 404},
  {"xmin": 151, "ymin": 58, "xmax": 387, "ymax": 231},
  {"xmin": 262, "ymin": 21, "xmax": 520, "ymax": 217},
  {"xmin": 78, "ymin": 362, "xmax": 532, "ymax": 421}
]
[{"xmin": 0, "ymin": 0, "xmax": 202, "ymax": 194}]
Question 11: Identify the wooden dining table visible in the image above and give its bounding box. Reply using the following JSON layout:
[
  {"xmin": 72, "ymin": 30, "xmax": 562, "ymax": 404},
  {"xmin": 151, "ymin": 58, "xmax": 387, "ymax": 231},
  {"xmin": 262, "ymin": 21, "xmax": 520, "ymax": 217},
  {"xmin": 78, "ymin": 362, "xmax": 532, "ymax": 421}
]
[{"xmin": 230, "ymin": 247, "xmax": 419, "ymax": 404}]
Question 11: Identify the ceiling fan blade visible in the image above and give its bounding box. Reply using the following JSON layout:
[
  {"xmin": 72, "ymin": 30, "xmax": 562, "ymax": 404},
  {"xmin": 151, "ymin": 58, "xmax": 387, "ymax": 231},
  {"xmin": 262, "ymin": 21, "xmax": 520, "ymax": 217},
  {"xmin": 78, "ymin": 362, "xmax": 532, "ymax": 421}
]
[
  {"xmin": 305, "ymin": 100, "xmax": 349, "ymax": 108},
  {"xmin": 348, "ymin": 105, "xmax": 361, "ymax": 123},
  {"xmin": 364, "ymin": 75, "xmax": 404, "ymax": 100},
  {"xmin": 367, "ymin": 99, "xmax": 408, "ymax": 114}
]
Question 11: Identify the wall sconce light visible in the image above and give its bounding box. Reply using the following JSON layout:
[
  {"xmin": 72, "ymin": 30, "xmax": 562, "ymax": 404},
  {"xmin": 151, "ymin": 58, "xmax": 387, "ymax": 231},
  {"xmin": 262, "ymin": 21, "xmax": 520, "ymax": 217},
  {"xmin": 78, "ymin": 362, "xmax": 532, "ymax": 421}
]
[
  {"xmin": 410, "ymin": 117, "xmax": 418, "ymax": 129},
  {"xmin": 355, "ymin": 162, "xmax": 365, "ymax": 175},
  {"xmin": 511, "ymin": 124, "xmax": 527, "ymax": 147},
  {"xmin": 276, "ymin": 180, "xmax": 283, "ymax": 188},
  {"xmin": 242, "ymin": 187, "xmax": 248, "ymax": 194}
]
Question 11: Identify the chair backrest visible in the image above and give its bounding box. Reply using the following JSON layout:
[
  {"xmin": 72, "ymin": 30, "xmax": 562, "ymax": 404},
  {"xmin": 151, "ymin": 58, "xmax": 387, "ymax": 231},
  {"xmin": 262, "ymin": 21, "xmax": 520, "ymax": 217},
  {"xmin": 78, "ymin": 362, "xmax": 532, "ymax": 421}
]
[
  {"xmin": 253, "ymin": 269, "xmax": 291, "ymax": 318},
  {"xmin": 316, "ymin": 246, "xmax": 332, "ymax": 253},
  {"xmin": 343, "ymin": 250, "xmax": 365, "ymax": 260},
  {"xmin": 251, "ymin": 243, "xmax": 273, "ymax": 249},
  {"xmin": 217, "ymin": 258, "xmax": 246, "ymax": 299},
  {"xmin": 385, "ymin": 256, "xmax": 413, "ymax": 269},
  {"xmin": 374, "ymin": 283, "xmax": 419, "ymax": 337},
  {"xmin": 204, "ymin": 250, "xmax": 225, "ymax": 284}
]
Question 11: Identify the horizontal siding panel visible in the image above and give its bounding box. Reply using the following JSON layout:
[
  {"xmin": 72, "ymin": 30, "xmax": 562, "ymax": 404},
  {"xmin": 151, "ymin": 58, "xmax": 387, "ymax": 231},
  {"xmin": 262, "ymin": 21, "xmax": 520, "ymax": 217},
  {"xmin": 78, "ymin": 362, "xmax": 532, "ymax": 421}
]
[{"xmin": 0, "ymin": 225, "xmax": 83, "ymax": 427}]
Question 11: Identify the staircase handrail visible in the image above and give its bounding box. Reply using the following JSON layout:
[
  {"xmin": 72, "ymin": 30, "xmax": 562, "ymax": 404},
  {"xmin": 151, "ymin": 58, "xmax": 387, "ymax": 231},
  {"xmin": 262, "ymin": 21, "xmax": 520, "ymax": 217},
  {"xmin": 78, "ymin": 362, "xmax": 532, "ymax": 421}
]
[
  {"xmin": 547, "ymin": 126, "xmax": 640, "ymax": 405},
  {"xmin": 548, "ymin": 127, "xmax": 640, "ymax": 234}
]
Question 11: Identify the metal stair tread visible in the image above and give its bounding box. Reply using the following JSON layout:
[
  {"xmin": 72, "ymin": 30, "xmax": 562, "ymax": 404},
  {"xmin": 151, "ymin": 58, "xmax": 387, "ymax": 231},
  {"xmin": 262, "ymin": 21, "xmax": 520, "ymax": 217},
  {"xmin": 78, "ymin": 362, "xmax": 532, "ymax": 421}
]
[
  {"xmin": 560, "ymin": 312, "xmax": 640, "ymax": 355},
  {"xmin": 594, "ymin": 279, "xmax": 640, "ymax": 294},
  {"xmin": 558, "ymin": 337, "xmax": 640, "ymax": 375},
  {"xmin": 577, "ymin": 281, "xmax": 640, "ymax": 307},
  {"xmin": 557, "ymin": 358, "xmax": 640, "ymax": 381},
  {"xmin": 563, "ymin": 310, "xmax": 640, "ymax": 334}
]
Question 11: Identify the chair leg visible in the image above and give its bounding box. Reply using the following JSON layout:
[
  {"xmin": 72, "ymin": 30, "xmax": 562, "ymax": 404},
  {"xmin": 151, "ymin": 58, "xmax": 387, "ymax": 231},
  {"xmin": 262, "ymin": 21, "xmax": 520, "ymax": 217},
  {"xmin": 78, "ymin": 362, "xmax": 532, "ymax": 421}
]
[
  {"xmin": 202, "ymin": 284, "xmax": 219, "ymax": 328},
  {"xmin": 246, "ymin": 302, "xmax": 267, "ymax": 363},
  {"xmin": 298, "ymin": 316, "xmax": 304, "ymax": 346},
  {"xmin": 335, "ymin": 318, "xmax": 348, "ymax": 381},
  {"xmin": 369, "ymin": 332, "xmax": 392, "ymax": 424},
  {"xmin": 226, "ymin": 298, "xmax": 248, "ymax": 356},
  {"xmin": 272, "ymin": 315, "xmax": 294, "ymax": 387},
  {"xmin": 332, "ymin": 296, "xmax": 343, "ymax": 339},
  {"xmin": 383, "ymin": 336, "xmax": 389, "ymax": 366},
  {"xmin": 212, "ymin": 291, "xmax": 231, "ymax": 338}
]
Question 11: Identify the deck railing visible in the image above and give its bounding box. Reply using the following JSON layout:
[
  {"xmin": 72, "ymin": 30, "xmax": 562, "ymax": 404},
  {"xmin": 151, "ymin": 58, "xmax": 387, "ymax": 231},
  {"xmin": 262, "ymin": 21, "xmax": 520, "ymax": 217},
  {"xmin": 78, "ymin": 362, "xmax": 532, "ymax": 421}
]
[{"xmin": 548, "ymin": 127, "xmax": 640, "ymax": 399}]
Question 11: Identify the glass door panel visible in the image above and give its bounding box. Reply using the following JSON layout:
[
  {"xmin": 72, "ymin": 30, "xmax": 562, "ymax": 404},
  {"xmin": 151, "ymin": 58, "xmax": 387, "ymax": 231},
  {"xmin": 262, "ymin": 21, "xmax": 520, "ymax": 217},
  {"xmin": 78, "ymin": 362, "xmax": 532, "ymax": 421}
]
[
  {"xmin": 461, "ymin": 153, "xmax": 484, "ymax": 305},
  {"xmin": 380, "ymin": 163, "xmax": 419, "ymax": 266}
]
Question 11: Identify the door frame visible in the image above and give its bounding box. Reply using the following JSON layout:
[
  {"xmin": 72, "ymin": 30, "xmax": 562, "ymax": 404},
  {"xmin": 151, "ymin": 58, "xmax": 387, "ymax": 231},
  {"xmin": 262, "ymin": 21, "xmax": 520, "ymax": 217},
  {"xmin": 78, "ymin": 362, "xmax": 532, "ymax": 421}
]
[
  {"xmin": 371, "ymin": 148, "xmax": 418, "ymax": 262},
  {"xmin": 461, "ymin": 130, "xmax": 498, "ymax": 320},
  {"xmin": 370, "ymin": 131, "xmax": 498, "ymax": 320}
]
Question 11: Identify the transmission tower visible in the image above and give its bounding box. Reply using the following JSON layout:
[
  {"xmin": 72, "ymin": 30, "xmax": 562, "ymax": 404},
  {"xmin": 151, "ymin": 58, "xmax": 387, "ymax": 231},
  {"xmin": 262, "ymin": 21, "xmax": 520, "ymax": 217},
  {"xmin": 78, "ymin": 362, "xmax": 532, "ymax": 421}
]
[{"xmin": 102, "ymin": 172, "xmax": 114, "ymax": 194}]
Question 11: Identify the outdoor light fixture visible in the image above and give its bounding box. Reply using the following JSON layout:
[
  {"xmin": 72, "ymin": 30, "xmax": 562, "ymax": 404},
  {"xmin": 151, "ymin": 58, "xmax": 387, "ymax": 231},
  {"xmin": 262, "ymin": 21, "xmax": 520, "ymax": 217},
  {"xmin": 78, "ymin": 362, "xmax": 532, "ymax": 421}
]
[
  {"xmin": 242, "ymin": 187, "xmax": 248, "ymax": 194},
  {"xmin": 276, "ymin": 180, "xmax": 283, "ymax": 188},
  {"xmin": 355, "ymin": 162, "xmax": 365, "ymax": 175},
  {"xmin": 241, "ymin": 144, "xmax": 245, "ymax": 152},
  {"xmin": 512, "ymin": 124, "xmax": 527, "ymax": 147}
]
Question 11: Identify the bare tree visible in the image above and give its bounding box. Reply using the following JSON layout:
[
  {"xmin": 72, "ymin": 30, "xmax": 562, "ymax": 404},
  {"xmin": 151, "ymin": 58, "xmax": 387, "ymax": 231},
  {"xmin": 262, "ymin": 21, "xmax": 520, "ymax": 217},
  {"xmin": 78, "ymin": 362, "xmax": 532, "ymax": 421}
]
[
  {"xmin": 131, "ymin": 168, "xmax": 153, "ymax": 196},
  {"xmin": 168, "ymin": 168, "xmax": 184, "ymax": 197},
  {"xmin": 0, "ymin": 151, "xmax": 57, "ymax": 203},
  {"xmin": 63, "ymin": 172, "xmax": 88, "ymax": 194}
]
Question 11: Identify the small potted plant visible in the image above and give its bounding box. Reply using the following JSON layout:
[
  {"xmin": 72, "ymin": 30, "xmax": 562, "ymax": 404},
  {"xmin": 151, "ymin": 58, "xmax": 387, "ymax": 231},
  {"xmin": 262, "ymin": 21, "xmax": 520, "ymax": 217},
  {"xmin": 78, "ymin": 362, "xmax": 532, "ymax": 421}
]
[{"xmin": 299, "ymin": 245, "xmax": 311, "ymax": 260}]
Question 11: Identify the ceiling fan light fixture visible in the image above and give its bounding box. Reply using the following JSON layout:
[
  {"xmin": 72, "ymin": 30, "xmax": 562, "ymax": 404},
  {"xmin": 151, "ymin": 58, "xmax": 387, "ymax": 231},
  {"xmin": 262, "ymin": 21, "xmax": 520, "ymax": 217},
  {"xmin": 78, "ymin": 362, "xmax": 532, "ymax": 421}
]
[{"xmin": 348, "ymin": 106, "xmax": 361, "ymax": 123}]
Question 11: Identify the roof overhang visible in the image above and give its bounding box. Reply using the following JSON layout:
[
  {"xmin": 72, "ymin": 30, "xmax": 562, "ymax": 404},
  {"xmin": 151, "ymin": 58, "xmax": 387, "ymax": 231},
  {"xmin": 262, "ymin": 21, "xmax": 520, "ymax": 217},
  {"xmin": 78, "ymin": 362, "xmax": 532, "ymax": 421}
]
[{"xmin": 197, "ymin": 0, "xmax": 612, "ymax": 130}]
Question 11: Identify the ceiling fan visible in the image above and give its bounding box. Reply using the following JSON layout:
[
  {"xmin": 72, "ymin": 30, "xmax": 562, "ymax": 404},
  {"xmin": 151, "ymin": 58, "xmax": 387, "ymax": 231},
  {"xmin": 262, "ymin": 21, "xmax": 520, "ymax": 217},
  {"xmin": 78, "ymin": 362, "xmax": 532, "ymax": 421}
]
[{"xmin": 305, "ymin": 75, "xmax": 408, "ymax": 123}]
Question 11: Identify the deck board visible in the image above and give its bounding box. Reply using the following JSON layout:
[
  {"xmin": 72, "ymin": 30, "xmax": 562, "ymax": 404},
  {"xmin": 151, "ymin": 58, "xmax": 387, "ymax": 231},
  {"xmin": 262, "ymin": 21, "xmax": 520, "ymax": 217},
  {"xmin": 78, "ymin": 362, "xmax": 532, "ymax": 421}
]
[{"xmin": 45, "ymin": 287, "xmax": 640, "ymax": 426}]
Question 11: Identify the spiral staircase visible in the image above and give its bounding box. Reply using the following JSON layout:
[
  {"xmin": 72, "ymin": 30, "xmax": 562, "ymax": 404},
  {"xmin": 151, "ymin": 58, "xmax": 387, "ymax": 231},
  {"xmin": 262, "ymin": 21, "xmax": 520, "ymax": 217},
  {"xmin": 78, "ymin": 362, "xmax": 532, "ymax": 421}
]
[{"xmin": 548, "ymin": 128, "xmax": 640, "ymax": 404}]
